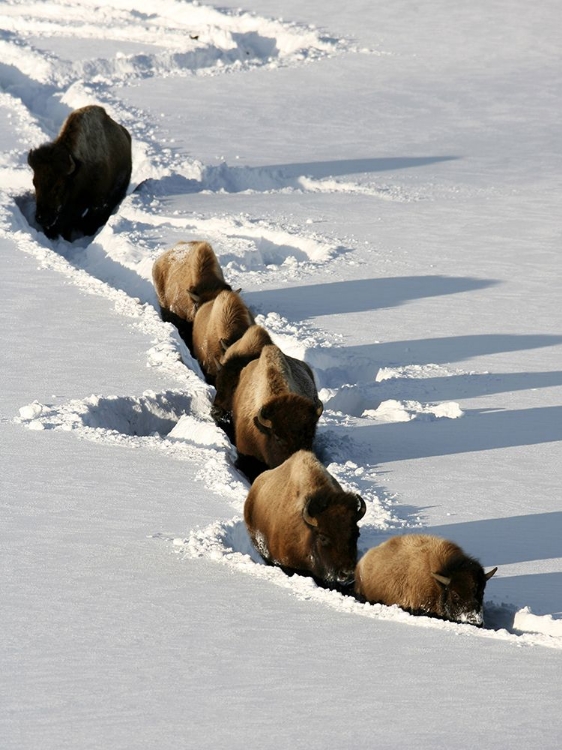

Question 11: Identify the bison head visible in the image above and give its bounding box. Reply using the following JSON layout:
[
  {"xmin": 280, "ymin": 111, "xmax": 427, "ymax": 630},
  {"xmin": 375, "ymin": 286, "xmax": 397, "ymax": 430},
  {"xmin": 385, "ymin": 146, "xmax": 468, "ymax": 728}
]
[
  {"xmin": 28, "ymin": 143, "xmax": 76, "ymax": 237},
  {"xmin": 253, "ymin": 394, "xmax": 323, "ymax": 468},
  {"xmin": 302, "ymin": 491, "xmax": 367, "ymax": 585},
  {"xmin": 431, "ymin": 563, "xmax": 497, "ymax": 626}
]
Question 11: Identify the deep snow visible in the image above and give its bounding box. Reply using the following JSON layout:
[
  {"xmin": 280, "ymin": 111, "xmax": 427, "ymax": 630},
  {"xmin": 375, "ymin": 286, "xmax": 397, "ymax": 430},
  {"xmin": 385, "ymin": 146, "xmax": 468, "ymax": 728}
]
[{"xmin": 1, "ymin": 1, "xmax": 562, "ymax": 748}]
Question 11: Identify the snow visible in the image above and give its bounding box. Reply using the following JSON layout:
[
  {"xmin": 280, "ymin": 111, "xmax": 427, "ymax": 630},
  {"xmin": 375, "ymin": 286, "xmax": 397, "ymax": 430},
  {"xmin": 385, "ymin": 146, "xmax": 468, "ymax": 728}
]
[{"xmin": 1, "ymin": 0, "xmax": 562, "ymax": 747}]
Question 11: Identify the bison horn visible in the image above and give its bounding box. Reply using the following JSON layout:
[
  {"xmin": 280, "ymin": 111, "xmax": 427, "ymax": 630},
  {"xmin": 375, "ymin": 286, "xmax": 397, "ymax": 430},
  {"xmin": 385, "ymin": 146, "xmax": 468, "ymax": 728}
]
[
  {"xmin": 356, "ymin": 495, "xmax": 367, "ymax": 519},
  {"xmin": 302, "ymin": 501, "xmax": 319, "ymax": 528},
  {"xmin": 256, "ymin": 407, "xmax": 273, "ymax": 432},
  {"xmin": 214, "ymin": 357, "xmax": 222, "ymax": 372},
  {"xmin": 431, "ymin": 572, "xmax": 451, "ymax": 587},
  {"xmin": 315, "ymin": 399, "xmax": 323, "ymax": 417},
  {"xmin": 220, "ymin": 338, "xmax": 229, "ymax": 353},
  {"xmin": 67, "ymin": 153, "xmax": 76, "ymax": 175},
  {"xmin": 485, "ymin": 567, "xmax": 498, "ymax": 581},
  {"xmin": 187, "ymin": 289, "xmax": 201, "ymax": 304}
]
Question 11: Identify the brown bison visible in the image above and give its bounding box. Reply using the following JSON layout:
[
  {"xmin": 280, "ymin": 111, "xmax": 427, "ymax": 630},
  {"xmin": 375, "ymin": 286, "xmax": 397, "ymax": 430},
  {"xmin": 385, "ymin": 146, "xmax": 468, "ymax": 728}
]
[
  {"xmin": 232, "ymin": 343, "xmax": 323, "ymax": 473},
  {"xmin": 355, "ymin": 534, "xmax": 497, "ymax": 626},
  {"xmin": 245, "ymin": 450, "xmax": 367, "ymax": 586},
  {"xmin": 28, "ymin": 105, "xmax": 132, "ymax": 240},
  {"xmin": 152, "ymin": 240, "xmax": 231, "ymax": 346},
  {"xmin": 211, "ymin": 324, "xmax": 273, "ymax": 422},
  {"xmin": 192, "ymin": 289, "xmax": 255, "ymax": 384}
]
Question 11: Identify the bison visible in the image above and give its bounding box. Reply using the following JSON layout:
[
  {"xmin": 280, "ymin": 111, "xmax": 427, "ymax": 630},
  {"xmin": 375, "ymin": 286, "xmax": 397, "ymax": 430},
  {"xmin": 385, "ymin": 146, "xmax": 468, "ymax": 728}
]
[
  {"xmin": 27, "ymin": 105, "xmax": 132, "ymax": 240},
  {"xmin": 232, "ymin": 343, "xmax": 323, "ymax": 476},
  {"xmin": 355, "ymin": 534, "xmax": 497, "ymax": 626},
  {"xmin": 192, "ymin": 289, "xmax": 255, "ymax": 384},
  {"xmin": 211, "ymin": 324, "xmax": 273, "ymax": 423},
  {"xmin": 245, "ymin": 450, "xmax": 367, "ymax": 586},
  {"xmin": 152, "ymin": 240, "xmax": 231, "ymax": 347}
]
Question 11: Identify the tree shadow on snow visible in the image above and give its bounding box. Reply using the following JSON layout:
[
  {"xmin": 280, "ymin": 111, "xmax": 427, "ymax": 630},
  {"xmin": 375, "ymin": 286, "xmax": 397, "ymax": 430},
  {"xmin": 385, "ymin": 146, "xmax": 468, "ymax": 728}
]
[
  {"xmin": 244, "ymin": 275, "xmax": 498, "ymax": 321},
  {"xmin": 337, "ymin": 333, "xmax": 562, "ymax": 369},
  {"xmin": 374, "ymin": 370, "xmax": 562, "ymax": 404},
  {"xmin": 426, "ymin": 513, "xmax": 562, "ymax": 568},
  {"xmin": 348, "ymin": 404, "xmax": 562, "ymax": 463},
  {"xmin": 324, "ymin": 371, "xmax": 562, "ymax": 415}
]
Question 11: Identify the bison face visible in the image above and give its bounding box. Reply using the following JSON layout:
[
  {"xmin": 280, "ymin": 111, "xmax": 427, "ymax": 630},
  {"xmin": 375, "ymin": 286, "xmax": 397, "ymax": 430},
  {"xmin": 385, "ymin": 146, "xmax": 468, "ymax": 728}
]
[
  {"xmin": 302, "ymin": 491, "xmax": 367, "ymax": 585},
  {"xmin": 254, "ymin": 394, "xmax": 323, "ymax": 468},
  {"xmin": 432, "ymin": 565, "xmax": 497, "ymax": 626},
  {"xmin": 28, "ymin": 143, "xmax": 76, "ymax": 236}
]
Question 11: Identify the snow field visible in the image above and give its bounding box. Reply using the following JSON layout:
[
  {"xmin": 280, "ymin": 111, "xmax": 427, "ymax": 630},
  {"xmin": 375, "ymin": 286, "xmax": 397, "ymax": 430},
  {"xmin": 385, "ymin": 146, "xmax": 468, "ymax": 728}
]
[{"xmin": 3, "ymin": 0, "xmax": 562, "ymax": 665}]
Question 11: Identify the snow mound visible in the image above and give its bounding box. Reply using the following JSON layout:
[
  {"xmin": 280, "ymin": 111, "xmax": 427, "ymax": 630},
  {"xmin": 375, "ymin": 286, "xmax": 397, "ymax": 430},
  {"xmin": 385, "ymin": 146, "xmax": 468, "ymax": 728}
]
[
  {"xmin": 16, "ymin": 390, "xmax": 194, "ymax": 436},
  {"xmin": 513, "ymin": 607, "xmax": 562, "ymax": 638},
  {"xmin": 362, "ymin": 399, "xmax": 464, "ymax": 422}
]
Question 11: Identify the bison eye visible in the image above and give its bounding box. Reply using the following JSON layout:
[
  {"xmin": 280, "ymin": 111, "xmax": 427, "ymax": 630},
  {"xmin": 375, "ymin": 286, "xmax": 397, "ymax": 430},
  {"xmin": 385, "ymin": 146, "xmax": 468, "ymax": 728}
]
[
  {"xmin": 273, "ymin": 434, "xmax": 287, "ymax": 447},
  {"xmin": 317, "ymin": 534, "xmax": 330, "ymax": 547}
]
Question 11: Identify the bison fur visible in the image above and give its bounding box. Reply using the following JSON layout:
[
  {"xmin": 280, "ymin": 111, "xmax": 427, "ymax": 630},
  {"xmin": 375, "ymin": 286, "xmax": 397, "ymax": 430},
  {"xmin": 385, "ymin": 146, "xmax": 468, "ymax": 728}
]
[
  {"xmin": 192, "ymin": 289, "xmax": 255, "ymax": 384},
  {"xmin": 355, "ymin": 534, "xmax": 497, "ymax": 626},
  {"xmin": 27, "ymin": 105, "xmax": 132, "ymax": 240},
  {"xmin": 245, "ymin": 450, "xmax": 366, "ymax": 586},
  {"xmin": 211, "ymin": 324, "xmax": 273, "ymax": 422},
  {"xmin": 152, "ymin": 240, "xmax": 231, "ymax": 346},
  {"xmin": 232, "ymin": 344, "xmax": 323, "ymax": 474}
]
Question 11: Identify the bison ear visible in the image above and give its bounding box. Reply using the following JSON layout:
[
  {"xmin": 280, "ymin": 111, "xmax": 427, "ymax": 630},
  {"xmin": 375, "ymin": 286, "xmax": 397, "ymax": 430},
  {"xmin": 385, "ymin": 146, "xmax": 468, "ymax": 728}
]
[
  {"xmin": 355, "ymin": 494, "xmax": 367, "ymax": 520},
  {"xmin": 302, "ymin": 498, "xmax": 320, "ymax": 528},
  {"xmin": 485, "ymin": 567, "xmax": 498, "ymax": 581},
  {"xmin": 431, "ymin": 572, "xmax": 451, "ymax": 587},
  {"xmin": 315, "ymin": 398, "xmax": 323, "ymax": 418},
  {"xmin": 254, "ymin": 406, "xmax": 273, "ymax": 434},
  {"xmin": 303, "ymin": 495, "xmax": 328, "ymax": 527}
]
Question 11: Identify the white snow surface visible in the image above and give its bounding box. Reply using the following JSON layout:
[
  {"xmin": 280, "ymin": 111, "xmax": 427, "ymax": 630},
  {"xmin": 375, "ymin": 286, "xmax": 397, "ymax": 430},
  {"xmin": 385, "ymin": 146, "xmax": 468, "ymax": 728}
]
[{"xmin": 1, "ymin": 0, "xmax": 562, "ymax": 747}]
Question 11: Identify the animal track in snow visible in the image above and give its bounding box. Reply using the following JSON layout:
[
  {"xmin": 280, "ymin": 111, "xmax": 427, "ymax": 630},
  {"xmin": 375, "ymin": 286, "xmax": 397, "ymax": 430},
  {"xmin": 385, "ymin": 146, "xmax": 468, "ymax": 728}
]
[{"xmin": 0, "ymin": 0, "xmax": 349, "ymax": 85}]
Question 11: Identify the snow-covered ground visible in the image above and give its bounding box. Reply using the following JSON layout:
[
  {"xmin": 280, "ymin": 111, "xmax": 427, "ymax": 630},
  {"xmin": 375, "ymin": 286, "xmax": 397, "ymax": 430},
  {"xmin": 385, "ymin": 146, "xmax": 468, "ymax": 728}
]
[{"xmin": 1, "ymin": 0, "xmax": 562, "ymax": 747}]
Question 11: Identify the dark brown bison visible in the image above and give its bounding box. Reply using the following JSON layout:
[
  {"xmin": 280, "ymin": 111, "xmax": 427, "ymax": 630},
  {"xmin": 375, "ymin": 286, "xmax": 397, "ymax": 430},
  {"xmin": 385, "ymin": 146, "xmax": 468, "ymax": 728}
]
[
  {"xmin": 244, "ymin": 450, "xmax": 367, "ymax": 586},
  {"xmin": 355, "ymin": 534, "xmax": 497, "ymax": 626},
  {"xmin": 27, "ymin": 105, "xmax": 132, "ymax": 240},
  {"xmin": 211, "ymin": 324, "xmax": 273, "ymax": 422},
  {"xmin": 232, "ymin": 344, "xmax": 323, "ymax": 473},
  {"xmin": 192, "ymin": 289, "xmax": 255, "ymax": 384}
]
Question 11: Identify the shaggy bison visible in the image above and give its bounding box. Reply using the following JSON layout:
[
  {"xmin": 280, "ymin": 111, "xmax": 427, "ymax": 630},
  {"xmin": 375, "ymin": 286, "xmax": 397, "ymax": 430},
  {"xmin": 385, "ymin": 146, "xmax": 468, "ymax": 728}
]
[
  {"xmin": 28, "ymin": 105, "xmax": 132, "ymax": 240},
  {"xmin": 355, "ymin": 534, "xmax": 497, "ymax": 626},
  {"xmin": 211, "ymin": 324, "xmax": 273, "ymax": 422},
  {"xmin": 232, "ymin": 344, "xmax": 323, "ymax": 474},
  {"xmin": 152, "ymin": 240, "xmax": 231, "ymax": 345},
  {"xmin": 245, "ymin": 450, "xmax": 367, "ymax": 586},
  {"xmin": 192, "ymin": 289, "xmax": 255, "ymax": 384}
]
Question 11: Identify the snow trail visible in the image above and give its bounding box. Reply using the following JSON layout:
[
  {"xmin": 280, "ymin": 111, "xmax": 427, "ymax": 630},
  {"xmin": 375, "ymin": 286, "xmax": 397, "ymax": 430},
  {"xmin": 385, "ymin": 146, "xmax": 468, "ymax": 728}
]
[{"xmin": 4, "ymin": 0, "xmax": 561, "ymax": 650}]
